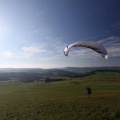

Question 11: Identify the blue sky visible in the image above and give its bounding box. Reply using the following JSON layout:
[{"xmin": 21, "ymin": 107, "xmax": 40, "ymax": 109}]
[{"xmin": 0, "ymin": 0, "xmax": 120, "ymax": 68}]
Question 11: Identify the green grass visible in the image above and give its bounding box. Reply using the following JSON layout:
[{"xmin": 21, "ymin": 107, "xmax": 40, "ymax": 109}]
[{"xmin": 0, "ymin": 72, "xmax": 120, "ymax": 119}]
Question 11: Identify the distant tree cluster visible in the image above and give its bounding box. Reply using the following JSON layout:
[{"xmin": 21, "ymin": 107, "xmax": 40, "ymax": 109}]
[
  {"xmin": 0, "ymin": 69, "xmax": 119, "ymax": 83},
  {"xmin": 45, "ymin": 77, "xmax": 65, "ymax": 82}
]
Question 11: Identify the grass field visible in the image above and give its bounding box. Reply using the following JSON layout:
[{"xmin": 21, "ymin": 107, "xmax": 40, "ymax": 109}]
[{"xmin": 0, "ymin": 71, "xmax": 120, "ymax": 120}]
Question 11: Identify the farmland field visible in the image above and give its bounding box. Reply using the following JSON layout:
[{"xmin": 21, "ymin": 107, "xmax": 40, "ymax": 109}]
[{"xmin": 0, "ymin": 71, "xmax": 120, "ymax": 120}]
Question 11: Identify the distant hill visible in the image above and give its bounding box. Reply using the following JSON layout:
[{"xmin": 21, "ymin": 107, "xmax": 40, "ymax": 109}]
[
  {"xmin": 0, "ymin": 68, "xmax": 45, "ymax": 73},
  {"xmin": 0, "ymin": 67, "xmax": 119, "ymax": 82},
  {"xmin": 63, "ymin": 67, "xmax": 120, "ymax": 73},
  {"xmin": 0, "ymin": 67, "xmax": 120, "ymax": 73}
]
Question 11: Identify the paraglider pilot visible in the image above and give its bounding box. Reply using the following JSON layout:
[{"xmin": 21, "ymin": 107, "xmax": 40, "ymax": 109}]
[{"xmin": 86, "ymin": 87, "xmax": 92, "ymax": 97}]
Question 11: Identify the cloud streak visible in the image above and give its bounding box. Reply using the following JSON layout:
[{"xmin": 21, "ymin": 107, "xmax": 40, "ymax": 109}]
[
  {"xmin": 97, "ymin": 36, "xmax": 120, "ymax": 57},
  {"xmin": 17, "ymin": 44, "xmax": 47, "ymax": 58},
  {"xmin": 2, "ymin": 50, "xmax": 13, "ymax": 57},
  {"xmin": 22, "ymin": 46, "xmax": 46, "ymax": 53},
  {"xmin": 98, "ymin": 36, "xmax": 120, "ymax": 47}
]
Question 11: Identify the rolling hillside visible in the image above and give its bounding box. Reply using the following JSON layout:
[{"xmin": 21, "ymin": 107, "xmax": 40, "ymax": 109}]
[{"xmin": 0, "ymin": 71, "xmax": 120, "ymax": 119}]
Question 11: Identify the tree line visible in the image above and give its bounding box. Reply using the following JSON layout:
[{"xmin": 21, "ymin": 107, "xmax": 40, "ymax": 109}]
[{"xmin": 0, "ymin": 70, "xmax": 119, "ymax": 82}]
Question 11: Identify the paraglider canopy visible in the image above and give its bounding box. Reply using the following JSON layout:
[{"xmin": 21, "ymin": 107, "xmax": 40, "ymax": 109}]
[{"xmin": 64, "ymin": 41, "xmax": 108, "ymax": 59}]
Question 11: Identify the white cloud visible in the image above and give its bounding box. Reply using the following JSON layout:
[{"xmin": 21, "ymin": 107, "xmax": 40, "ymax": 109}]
[
  {"xmin": 98, "ymin": 36, "xmax": 120, "ymax": 46},
  {"xmin": 16, "ymin": 52, "xmax": 32, "ymax": 59},
  {"xmin": 97, "ymin": 36, "xmax": 120, "ymax": 57},
  {"xmin": 22, "ymin": 43, "xmax": 47, "ymax": 53},
  {"xmin": 16, "ymin": 44, "xmax": 47, "ymax": 59},
  {"xmin": 22, "ymin": 46, "xmax": 46, "ymax": 53},
  {"xmin": 2, "ymin": 50, "xmax": 13, "ymax": 57},
  {"xmin": 107, "ymin": 47, "xmax": 120, "ymax": 57}
]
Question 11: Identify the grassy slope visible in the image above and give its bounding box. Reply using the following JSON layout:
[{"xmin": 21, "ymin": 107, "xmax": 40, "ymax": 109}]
[{"xmin": 0, "ymin": 72, "xmax": 120, "ymax": 120}]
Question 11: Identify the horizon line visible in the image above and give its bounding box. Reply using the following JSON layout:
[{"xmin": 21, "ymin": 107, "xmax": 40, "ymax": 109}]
[{"xmin": 0, "ymin": 66, "xmax": 119, "ymax": 69}]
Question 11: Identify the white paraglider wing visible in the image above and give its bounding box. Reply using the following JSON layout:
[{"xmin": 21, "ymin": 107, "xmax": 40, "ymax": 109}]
[{"xmin": 63, "ymin": 41, "xmax": 108, "ymax": 59}]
